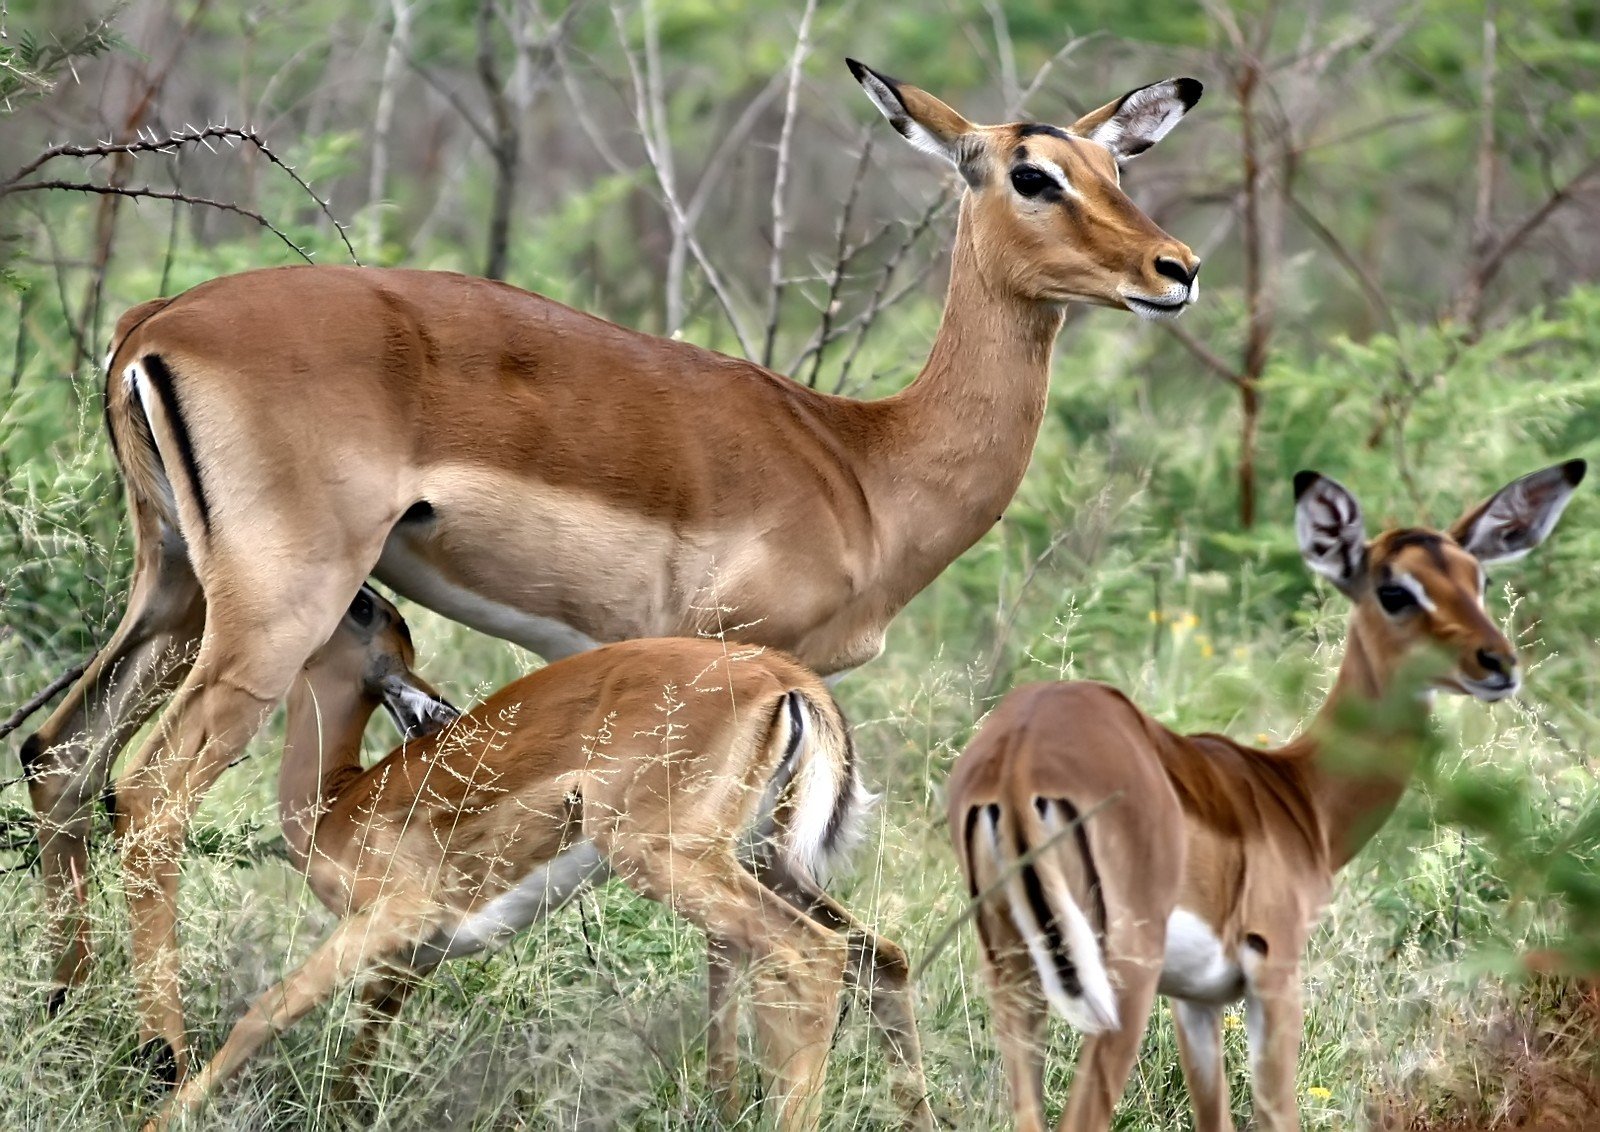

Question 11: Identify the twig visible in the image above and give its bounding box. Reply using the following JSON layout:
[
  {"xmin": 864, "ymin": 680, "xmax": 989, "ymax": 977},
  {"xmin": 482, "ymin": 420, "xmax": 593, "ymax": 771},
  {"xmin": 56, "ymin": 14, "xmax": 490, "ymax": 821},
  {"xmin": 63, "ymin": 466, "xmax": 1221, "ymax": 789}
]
[
  {"xmin": 2, "ymin": 125, "xmax": 360, "ymax": 265},
  {"xmin": 4, "ymin": 181, "xmax": 317, "ymax": 261},
  {"xmin": 0, "ymin": 656, "xmax": 93, "ymax": 743},
  {"xmin": 759, "ymin": 0, "xmax": 817, "ymax": 368},
  {"xmin": 796, "ymin": 132, "xmax": 874, "ymax": 386},
  {"xmin": 833, "ymin": 189, "xmax": 954, "ymax": 393}
]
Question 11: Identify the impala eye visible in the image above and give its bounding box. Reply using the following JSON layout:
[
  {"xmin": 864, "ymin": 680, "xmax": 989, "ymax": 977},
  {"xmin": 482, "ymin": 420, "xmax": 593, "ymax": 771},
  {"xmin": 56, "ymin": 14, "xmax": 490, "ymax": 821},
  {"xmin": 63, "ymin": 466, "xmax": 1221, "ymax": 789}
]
[
  {"xmin": 1010, "ymin": 166, "xmax": 1053, "ymax": 198},
  {"xmin": 350, "ymin": 589, "xmax": 376, "ymax": 626},
  {"xmin": 1375, "ymin": 584, "xmax": 1419, "ymax": 615}
]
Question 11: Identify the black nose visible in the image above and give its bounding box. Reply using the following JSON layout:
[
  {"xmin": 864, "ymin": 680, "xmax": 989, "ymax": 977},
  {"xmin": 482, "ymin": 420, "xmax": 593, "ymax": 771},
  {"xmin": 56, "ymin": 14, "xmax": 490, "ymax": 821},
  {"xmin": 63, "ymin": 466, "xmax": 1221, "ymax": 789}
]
[
  {"xmin": 1477, "ymin": 648, "xmax": 1513, "ymax": 676},
  {"xmin": 1154, "ymin": 256, "xmax": 1198, "ymax": 287}
]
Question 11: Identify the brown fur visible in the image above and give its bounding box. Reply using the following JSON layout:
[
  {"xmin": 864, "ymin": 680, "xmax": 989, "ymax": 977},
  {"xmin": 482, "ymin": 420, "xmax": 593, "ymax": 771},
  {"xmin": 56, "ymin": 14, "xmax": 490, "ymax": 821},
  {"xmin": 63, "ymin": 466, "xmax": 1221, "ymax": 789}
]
[
  {"xmin": 152, "ymin": 596, "xmax": 930, "ymax": 1131},
  {"xmin": 947, "ymin": 465, "xmax": 1581, "ymax": 1132},
  {"xmin": 25, "ymin": 63, "xmax": 1200, "ymax": 1069}
]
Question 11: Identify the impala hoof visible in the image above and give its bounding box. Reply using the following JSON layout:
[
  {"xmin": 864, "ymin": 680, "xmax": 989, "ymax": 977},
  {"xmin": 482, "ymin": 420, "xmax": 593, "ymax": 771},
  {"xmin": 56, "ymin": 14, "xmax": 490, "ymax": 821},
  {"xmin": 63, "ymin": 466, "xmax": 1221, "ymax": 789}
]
[
  {"xmin": 44, "ymin": 986, "xmax": 67, "ymax": 1017},
  {"xmin": 136, "ymin": 1037, "xmax": 180, "ymax": 1088}
]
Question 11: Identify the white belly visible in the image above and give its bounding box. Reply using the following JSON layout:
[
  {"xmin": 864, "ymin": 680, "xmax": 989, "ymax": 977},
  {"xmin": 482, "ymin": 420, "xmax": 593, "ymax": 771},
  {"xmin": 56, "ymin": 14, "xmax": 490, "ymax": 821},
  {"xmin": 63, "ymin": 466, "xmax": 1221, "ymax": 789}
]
[
  {"xmin": 376, "ymin": 532, "xmax": 601, "ymax": 660},
  {"xmin": 1158, "ymin": 908, "xmax": 1244, "ymax": 1003},
  {"xmin": 424, "ymin": 842, "xmax": 608, "ymax": 963}
]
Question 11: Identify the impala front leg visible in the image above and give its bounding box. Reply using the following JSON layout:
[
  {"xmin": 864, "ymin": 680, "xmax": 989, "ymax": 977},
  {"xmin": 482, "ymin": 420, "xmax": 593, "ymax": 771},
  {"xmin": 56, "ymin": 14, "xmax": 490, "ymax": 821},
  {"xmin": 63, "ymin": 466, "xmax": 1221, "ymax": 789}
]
[{"xmin": 1243, "ymin": 958, "xmax": 1304, "ymax": 1132}]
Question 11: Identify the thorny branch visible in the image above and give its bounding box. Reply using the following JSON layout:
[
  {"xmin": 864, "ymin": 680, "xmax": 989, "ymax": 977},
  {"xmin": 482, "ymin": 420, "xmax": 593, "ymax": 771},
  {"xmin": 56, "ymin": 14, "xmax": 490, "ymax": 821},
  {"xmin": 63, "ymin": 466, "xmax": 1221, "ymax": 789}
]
[{"xmin": 1, "ymin": 125, "xmax": 360, "ymax": 265}]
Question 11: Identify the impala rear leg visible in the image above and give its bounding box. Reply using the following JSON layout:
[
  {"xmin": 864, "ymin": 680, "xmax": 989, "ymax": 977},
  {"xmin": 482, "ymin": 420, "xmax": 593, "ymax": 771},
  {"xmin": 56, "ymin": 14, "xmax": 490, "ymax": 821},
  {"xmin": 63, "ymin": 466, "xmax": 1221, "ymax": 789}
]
[
  {"xmin": 114, "ymin": 558, "xmax": 379, "ymax": 1080},
  {"xmin": 24, "ymin": 526, "xmax": 204, "ymax": 1002},
  {"xmin": 1055, "ymin": 951, "xmax": 1162, "ymax": 1132},
  {"xmin": 706, "ymin": 937, "xmax": 749, "ymax": 1122},
  {"xmin": 614, "ymin": 845, "xmax": 848, "ymax": 1132},
  {"xmin": 972, "ymin": 907, "xmax": 1051, "ymax": 1132},
  {"xmin": 756, "ymin": 857, "xmax": 934, "ymax": 1129}
]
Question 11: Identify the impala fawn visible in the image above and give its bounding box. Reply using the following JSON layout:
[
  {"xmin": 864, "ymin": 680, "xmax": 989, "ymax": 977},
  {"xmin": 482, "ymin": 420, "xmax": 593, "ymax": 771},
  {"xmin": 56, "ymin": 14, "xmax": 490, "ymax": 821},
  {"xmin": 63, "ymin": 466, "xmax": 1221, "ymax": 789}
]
[
  {"xmin": 152, "ymin": 587, "xmax": 931, "ymax": 1130},
  {"xmin": 949, "ymin": 460, "xmax": 1584, "ymax": 1131}
]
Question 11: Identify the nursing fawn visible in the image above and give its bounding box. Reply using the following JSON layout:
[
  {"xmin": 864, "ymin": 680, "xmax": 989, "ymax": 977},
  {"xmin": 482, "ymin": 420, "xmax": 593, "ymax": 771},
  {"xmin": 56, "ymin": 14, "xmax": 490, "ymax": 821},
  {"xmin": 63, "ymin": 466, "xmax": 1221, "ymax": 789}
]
[
  {"xmin": 152, "ymin": 587, "xmax": 930, "ymax": 1130},
  {"xmin": 948, "ymin": 460, "xmax": 1584, "ymax": 1131}
]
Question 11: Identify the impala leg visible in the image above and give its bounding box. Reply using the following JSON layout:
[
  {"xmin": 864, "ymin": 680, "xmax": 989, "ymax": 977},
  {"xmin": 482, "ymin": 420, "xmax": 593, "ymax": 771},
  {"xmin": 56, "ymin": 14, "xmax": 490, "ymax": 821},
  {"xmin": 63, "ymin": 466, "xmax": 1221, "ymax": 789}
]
[
  {"xmin": 1172, "ymin": 1000, "xmax": 1234, "ymax": 1132},
  {"xmin": 24, "ymin": 532, "xmax": 203, "ymax": 1001},
  {"xmin": 145, "ymin": 897, "xmax": 436, "ymax": 1132},
  {"xmin": 331, "ymin": 972, "xmax": 419, "ymax": 1102},
  {"xmin": 1055, "ymin": 957, "xmax": 1161, "ymax": 1132},
  {"xmin": 975, "ymin": 909, "xmax": 1051, "ymax": 1132},
  {"xmin": 615, "ymin": 846, "xmax": 847, "ymax": 1132},
  {"xmin": 757, "ymin": 858, "xmax": 934, "ymax": 1129},
  {"xmin": 1244, "ymin": 960, "xmax": 1304, "ymax": 1132},
  {"xmin": 707, "ymin": 937, "xmax": 749, "ymax": 1122},
  {"xmin": 114, "ymin": 565, "xmax": 375, "ymax": 1079}
]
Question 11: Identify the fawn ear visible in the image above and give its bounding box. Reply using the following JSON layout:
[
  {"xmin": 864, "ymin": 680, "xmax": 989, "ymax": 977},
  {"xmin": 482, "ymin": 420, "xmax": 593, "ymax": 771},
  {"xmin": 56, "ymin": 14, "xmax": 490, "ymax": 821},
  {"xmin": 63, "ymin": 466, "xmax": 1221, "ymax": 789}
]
[
  {"xmin": 1295, "ymin": 470, "xmax": 1368, "ymax": 596},
  {"xmin": 847, "ymin": 58, "xmax": 987, "ymax": 184},
  {"xmin": 1449, "ymin": 459, "xmax": 1586, "ymax": 564},
  {"xmin": 379, "ymin": 672, "xmax": 460, "ymax": 741},
  {"xmin": 1069, "ymin": 77, "xmax": 1203, "ymax": 161}
]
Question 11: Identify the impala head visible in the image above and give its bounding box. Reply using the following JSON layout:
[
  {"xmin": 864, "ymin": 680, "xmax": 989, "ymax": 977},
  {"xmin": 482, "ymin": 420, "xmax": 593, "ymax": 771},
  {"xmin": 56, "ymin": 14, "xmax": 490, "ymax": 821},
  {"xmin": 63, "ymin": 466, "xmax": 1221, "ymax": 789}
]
[
  {"xmin": 1295, "ymin": 460, "xmax": 1585, "ymax": 702},
  {"xmin": 309, "ymin": 584, "xmax": 460, "ymax": 739},
  {"xmin": 848, "ymin": 58, "xmax": 1202, "ymax": 317}
]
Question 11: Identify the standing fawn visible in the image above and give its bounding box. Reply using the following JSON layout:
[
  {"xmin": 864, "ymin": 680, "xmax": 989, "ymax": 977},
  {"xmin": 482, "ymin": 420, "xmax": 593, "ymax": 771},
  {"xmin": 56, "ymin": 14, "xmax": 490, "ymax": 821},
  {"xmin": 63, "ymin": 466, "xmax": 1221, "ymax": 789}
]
[
  {"xmin": 151, "ymin": 587, "xmax": 931, "ymax": 1131},
  {"xmin": 947, "ymin": 460, "xmax": 1585, "ymax": 1131}
]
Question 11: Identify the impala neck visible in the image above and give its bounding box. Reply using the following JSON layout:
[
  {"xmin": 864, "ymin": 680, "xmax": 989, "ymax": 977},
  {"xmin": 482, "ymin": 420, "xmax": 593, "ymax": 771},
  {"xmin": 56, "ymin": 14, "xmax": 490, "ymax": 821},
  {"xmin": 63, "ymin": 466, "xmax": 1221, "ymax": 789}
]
[
  {"xmin": 874, "ymin": 194, "xmax": 1064, "ymax": 589},
  {"xmin": 279, "ymin": 670, "xmax": 377, "ymax": 871},
  {"xmin": 1286, "ymin": 611, "xmax": 1436, "ymax": 871}
]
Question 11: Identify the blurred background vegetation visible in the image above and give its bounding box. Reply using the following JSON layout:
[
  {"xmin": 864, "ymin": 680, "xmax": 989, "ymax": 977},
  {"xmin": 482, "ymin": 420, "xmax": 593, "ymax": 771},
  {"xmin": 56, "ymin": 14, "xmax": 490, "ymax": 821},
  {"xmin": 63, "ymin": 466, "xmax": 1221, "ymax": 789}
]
[{"xmin": 2, "ymin": 0, "xmax": 1599, "ymax": 1128}]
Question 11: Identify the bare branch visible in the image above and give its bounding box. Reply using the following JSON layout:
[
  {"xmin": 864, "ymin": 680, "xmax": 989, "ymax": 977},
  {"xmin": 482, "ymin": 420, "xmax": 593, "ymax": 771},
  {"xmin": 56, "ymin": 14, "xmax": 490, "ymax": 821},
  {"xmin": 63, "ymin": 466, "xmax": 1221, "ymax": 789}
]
[
  {"xmin": 0, "ymin": 656, "xmax": 93, "ymax": 743},
  {"xmin": 760, "ymin": 0, "xmax": 817, "ymax": 368},
  {"xmin": 2, "ymin": 125, "xmax": 360, "ymax": 265}
]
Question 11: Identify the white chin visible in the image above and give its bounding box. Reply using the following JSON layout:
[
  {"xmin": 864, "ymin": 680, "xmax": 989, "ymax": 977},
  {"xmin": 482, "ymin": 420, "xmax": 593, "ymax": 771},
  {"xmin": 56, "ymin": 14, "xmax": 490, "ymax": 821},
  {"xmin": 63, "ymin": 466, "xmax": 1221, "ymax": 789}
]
[
  {"xmin": 1462, "ymin": 679, "xmax": 1520, "ymax": 703},
  {"xmin": 1124, "ymin": 297, "xmax": 1187, "ymax": 321}
]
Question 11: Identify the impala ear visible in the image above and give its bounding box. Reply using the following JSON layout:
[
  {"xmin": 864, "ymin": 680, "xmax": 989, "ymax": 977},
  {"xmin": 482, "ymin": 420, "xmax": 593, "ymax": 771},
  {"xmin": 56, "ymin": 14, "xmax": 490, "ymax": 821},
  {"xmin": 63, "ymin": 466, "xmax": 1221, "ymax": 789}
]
[
  {"xmin": 379, "ymin": 672, "xmax": 460, "ymax": 741},
  {"xmin": 847, "ymin": 58, "xmax": 987, "ymax": 185},
  {"xmin": 1295, "ymin": 470, "xmax": 1368, "ymax": 596},
  {"xmin": 1449, "ymin": 459, "xmax": 1586, "ymax": 564},
  {"xmin": 1070, "ymin": 77, "xmax": 1202, "ymax": 161}
]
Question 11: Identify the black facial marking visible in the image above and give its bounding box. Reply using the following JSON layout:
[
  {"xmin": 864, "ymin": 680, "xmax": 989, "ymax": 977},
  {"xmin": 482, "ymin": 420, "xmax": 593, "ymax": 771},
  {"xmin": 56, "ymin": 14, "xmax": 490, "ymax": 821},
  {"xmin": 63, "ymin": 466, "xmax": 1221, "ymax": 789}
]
[
  {"xmin": 141, "ymin": 355, "xmax": 212, "ymax": 535},
  {"xmin": 1017, "ymin": 122, "xmax": 1072, "ymax": 142}
]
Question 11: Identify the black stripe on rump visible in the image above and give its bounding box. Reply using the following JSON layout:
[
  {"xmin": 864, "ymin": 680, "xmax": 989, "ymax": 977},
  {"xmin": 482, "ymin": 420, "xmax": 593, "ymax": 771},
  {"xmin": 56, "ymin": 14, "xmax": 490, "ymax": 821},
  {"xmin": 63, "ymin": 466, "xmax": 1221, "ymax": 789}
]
[
  {"xmin": 140, "ymin": 354, "xmax": 212, "ymax": 534},
  {"xmin": 1016, "ymin": 809, "xmax": 1083, "ymax": 997},
  {"xmin": 1054, "ymin": 797, "xmax": 1107, "ymax": 940},
  {"xmin": 819, "ymin": 693, "xmax": 859, "ymax": 857}
]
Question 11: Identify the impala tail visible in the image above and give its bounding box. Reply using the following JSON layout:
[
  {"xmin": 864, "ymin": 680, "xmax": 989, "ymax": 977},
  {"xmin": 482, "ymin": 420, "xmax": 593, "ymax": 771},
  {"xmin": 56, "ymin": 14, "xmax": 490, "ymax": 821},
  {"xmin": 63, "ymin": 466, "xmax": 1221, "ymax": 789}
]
[
  {"xmin": 963, "ymin": 796, "xmax": 1118, "ymax": 1033},
  {"xmin": 765, "ymin": 687, "xmax": 874, "ymax": 882}
]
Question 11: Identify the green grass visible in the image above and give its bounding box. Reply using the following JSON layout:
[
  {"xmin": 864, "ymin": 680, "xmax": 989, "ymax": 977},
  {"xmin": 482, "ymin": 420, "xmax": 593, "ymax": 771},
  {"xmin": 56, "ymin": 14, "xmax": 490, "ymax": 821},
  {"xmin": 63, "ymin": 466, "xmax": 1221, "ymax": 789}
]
[{"xmin": 4, "ymin": 278, "xmax": 1600, "ymax": 1129}]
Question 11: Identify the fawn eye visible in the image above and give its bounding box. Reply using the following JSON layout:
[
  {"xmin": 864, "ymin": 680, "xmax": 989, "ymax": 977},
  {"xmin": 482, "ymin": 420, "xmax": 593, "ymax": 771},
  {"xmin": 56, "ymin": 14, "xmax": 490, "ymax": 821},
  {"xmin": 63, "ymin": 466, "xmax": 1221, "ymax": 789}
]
[
  {"xmin": 1376, "ymin": 584, "xmax": 1418, "ymax": 615},
  {"xmin": 350, "ymin": 590, "xmax": 375, "ymax": 626},
  {"xmin": 1010, "ymin": 166, "xmax": 1053, "ymax": 198}
]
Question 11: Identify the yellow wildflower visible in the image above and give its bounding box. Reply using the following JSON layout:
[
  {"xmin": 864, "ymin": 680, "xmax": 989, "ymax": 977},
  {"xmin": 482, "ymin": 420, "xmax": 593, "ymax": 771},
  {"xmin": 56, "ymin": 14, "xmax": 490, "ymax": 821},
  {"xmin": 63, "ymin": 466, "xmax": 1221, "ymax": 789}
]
[
  {"xmin": 1223, "ymin": 1014, "xmax": 1242, "ymax": 1031},
  {"xmin": 1148, "ymin": 610, "xmax": 1162, "ymax": 623},
  {"xmin": 1307, "ymin": 1087, "xmax": 1332, "ymax": 1100}
]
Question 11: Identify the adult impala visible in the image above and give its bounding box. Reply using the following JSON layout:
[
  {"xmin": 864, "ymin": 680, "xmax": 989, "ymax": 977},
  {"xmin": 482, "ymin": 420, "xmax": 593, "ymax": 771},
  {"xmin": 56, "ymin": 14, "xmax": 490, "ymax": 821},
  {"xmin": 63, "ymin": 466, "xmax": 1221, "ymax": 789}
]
[
  {"xmin": 23, "ymin": 60, "xmax": 1202, "ymax": 1073},
  {"xmin": 947, "ymin": 460, "xmax": 1583, "ymax": 1131},
  {"xmin": 148, "ymin": 587, "xmax": 930, "ymax": 1131}
]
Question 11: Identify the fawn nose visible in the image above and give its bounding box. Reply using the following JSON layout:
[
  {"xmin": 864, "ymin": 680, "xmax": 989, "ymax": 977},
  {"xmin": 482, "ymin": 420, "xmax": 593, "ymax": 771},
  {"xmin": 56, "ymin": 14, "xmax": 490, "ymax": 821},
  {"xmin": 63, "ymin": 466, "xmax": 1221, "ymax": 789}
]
[
  {"xmin": 1476, "ymin": 648, "xmax": 1514, "ymax": 678},
  {"xmin": 1154, "ymin": 255, "xmax": 1199, "ymax": 288}
]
